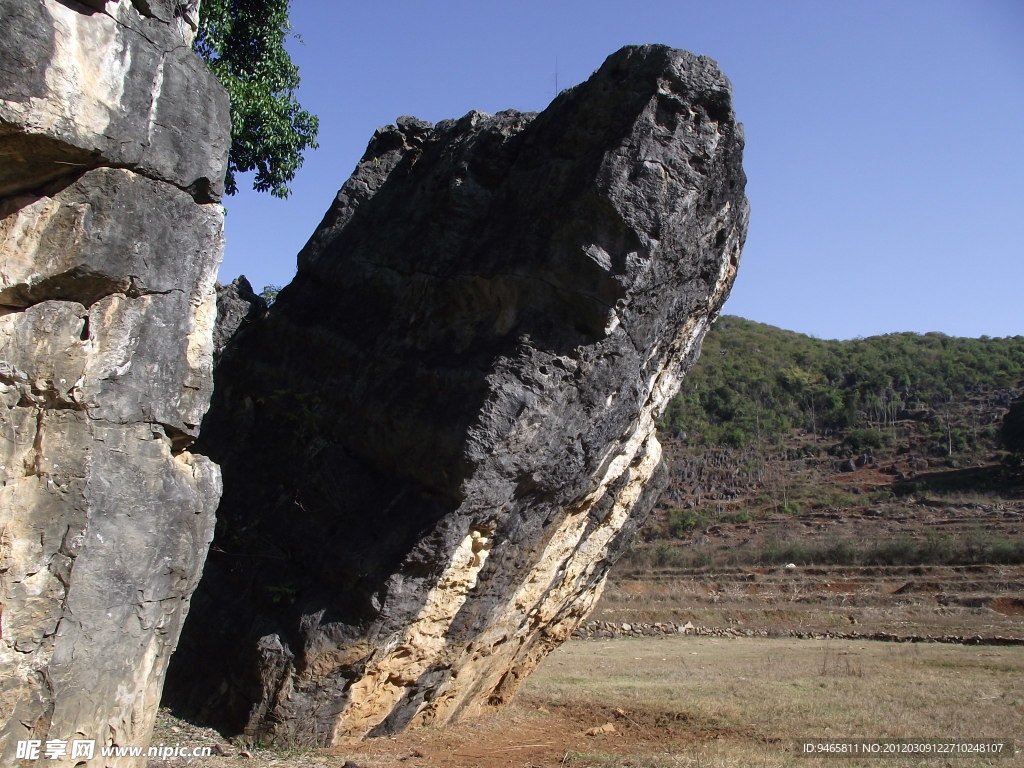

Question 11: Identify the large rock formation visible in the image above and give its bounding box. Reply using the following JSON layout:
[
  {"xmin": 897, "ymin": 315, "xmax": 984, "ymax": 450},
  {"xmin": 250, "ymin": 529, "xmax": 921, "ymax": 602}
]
[
  {"xmin": 0, "ymin": 1, "xmax": 228, "ymax": 763},
  {"xmin": 168, "ymin": 44, "xmax": 747, "ymax": 745}
]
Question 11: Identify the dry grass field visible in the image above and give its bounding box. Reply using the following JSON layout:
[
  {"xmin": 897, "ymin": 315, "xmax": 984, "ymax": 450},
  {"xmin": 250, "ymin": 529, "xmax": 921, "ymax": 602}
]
[
  {"xmin": 517, "ymin": 635, "xmax": 1022, "ymax": 767},
  {"xmin": 153, "ymin": 634, "xmax": 1022, "ymax": 768}
]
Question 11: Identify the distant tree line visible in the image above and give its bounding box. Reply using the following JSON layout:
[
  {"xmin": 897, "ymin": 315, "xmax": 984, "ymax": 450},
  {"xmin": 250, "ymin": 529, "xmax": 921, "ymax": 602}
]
[{"xmin": 660, "ymin": 316, "xmax": 1024, "ymax": 455}]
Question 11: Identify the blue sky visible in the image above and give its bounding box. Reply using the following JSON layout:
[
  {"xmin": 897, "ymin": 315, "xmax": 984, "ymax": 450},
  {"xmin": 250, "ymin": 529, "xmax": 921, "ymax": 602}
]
[{"xmin": 218, "ymin": 0, "xmax": 1023, "ymax": 340}]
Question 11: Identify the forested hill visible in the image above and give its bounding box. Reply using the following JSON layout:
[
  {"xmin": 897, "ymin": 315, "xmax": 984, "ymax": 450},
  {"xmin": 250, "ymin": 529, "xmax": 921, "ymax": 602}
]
[{"xmin": 660, "ymin": 316, "xmax": 1024, "ymax": 455}]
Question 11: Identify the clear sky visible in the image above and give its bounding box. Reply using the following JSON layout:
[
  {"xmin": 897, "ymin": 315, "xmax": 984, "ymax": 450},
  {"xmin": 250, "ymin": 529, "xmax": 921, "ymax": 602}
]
[{"xmin": 217, "ymin": 0, "xmax": 1024, "ymax": 341}]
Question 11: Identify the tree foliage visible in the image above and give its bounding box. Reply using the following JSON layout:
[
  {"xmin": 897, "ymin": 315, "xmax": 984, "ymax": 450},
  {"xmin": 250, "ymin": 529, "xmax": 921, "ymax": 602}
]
[
  {"xmin": 195, "ymin": 0, "xmax": 318, "ymax": 198},
  {"xmin": 259, "ymin": 284, "xmax": 282, "ymax": 306},
  {"xmin": 660, "ymin": 316, "xmax": 1024, "ymax": 453}
]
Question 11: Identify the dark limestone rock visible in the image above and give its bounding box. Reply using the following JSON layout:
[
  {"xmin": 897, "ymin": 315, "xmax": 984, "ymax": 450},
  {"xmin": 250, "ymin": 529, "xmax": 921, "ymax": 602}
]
[
  {"xmin": 213, "ymin": 276, "xmax": 268, "ymax": 358},
  {"xmin": 0, "ymin": 1, "xmax": 227, "ymax": 764},
  {"xmin": 169, "ymin": 44, "xmax": 747, "ymax": 745}
]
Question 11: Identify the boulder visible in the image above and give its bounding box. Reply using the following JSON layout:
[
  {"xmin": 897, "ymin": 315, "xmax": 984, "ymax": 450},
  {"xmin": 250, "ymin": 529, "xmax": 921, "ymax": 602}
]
[
  {"xmin": 0, "ymin": 1, "xmax": 228, "ymax": 764},
  {"xmin": 168, "ymin": 44, "xmax": 747, "ymax": 745}
]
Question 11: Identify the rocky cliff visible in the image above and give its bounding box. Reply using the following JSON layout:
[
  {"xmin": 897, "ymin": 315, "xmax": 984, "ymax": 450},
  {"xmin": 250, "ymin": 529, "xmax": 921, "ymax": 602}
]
[
  {"xmin": 0, "ymin": 1, "xmax": 228, "ymax": 764},
  {"xmin": 167, "ymin": 44, "xmax": 747, "ymax": 745}
]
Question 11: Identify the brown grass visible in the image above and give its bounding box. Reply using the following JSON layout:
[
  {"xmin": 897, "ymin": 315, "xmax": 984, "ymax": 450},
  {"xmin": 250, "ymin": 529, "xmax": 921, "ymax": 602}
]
[
  {"xmin": 521, "ymin": 636, "xmax": 1024, "ymax": 767},
  {"xmin": 154, "ymin": 636, "xmax": 1023, "ymax": 767}
]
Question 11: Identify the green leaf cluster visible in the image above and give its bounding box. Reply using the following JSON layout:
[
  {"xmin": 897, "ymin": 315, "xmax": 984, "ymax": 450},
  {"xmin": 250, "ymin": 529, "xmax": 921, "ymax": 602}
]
[
  {"xmin": 660, "ymin": 316, "xmax": 1024, "ymax": 452},
  {"xmin": 195, "ymin": 0, "xmax": 319, "ymax": 198},
  {"xmin": 259, "ymin": 284, "xmax": 282, "ymax": 306}
]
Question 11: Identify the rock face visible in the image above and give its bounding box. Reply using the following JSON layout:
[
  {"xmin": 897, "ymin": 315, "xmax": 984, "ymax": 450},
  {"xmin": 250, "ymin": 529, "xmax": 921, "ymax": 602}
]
[
  {"xmin": 0, "ymin": 1, "xmax": 228, "ymax": 764},
  {"xmin": 212, "ymin": 277, "xmax": 267, "ymax": 358},
  {"xmin": 168, "ymin": 44, "xmax": 747, "ymax": 745}
]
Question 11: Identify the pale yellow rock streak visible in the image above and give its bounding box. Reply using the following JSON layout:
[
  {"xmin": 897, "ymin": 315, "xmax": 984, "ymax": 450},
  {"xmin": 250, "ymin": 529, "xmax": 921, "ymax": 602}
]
[
  {"xmin": 183, "ymin": 220, "xmax": 223, "ymax": 388},
  {"xmin": 413, "ymin": 429, "xmax": 665, "ymax": 728},
  {"xmin": 330, "ymin": 526, "xmax": 494, "ymax": 740}
]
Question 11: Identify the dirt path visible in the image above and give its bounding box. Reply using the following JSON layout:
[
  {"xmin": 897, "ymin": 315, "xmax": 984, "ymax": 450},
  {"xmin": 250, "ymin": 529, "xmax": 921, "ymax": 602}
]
[{"xmin": 152, "ymin": 698, "xmax": 702, "ymax": 768}]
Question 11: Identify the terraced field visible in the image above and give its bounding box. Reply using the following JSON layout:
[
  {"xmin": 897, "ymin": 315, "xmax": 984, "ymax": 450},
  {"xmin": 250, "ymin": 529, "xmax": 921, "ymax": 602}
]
[{"xmin": 596, "ymin": 562, "xmax": 1024, "ymax": 639}]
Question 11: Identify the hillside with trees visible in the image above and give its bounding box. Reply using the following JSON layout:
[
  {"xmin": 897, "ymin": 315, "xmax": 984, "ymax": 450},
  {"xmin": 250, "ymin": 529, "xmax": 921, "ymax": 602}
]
[
  {"xmin": 629, "ymin": 317, "xmax": 1024, "ymax": 569},
  {"xmin": 661, "ymin": 316, "xmax": 1024, "ymax": 456}
]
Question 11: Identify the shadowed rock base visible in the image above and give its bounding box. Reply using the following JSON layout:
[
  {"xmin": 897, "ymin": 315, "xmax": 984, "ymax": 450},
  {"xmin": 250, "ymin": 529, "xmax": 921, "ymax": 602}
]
[{"xmin": 167, "ymin": 44, "xmax": 748, "ymax": 746}]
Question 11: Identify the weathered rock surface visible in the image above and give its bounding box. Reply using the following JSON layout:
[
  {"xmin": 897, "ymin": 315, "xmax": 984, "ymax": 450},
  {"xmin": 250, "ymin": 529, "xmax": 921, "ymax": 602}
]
[
  {"xmin": 0, "ymin": 1, "xmax": 228, "ymax": 764},
  {"xmin": 168, "ymin": 44, "xmax": 747, "ymax": 745},
  {"xmin": 212, "ymin": 276, "xmax": 267, "ymax": 358},
  {"xmin": 0, "ymin": 0, "xmax": 224, "ymax": 200}
]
